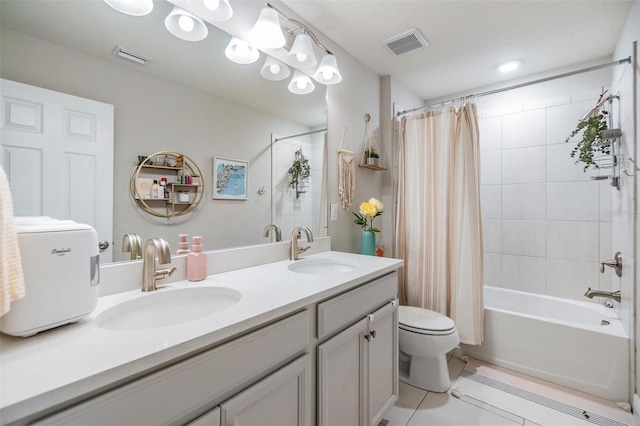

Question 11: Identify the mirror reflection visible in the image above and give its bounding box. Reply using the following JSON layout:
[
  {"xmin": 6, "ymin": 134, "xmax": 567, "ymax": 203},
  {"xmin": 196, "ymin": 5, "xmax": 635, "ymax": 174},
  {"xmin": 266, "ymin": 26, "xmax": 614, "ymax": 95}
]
[{"xmin": 0, "ymin": 0, "xmax": 327, "ymax": 263}]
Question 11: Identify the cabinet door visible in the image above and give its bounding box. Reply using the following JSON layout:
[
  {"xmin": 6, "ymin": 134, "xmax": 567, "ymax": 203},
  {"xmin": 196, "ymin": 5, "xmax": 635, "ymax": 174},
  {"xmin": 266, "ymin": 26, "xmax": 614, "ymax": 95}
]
[
  {"xmin": 220, "ymin": 354, "xmax": 311, "ymax": 426},
  {"xmin": 188, "ymin": 407, "xmax": 221, "ymax": 426},
  {"xmin": 367, "ymin": 300, "xmax": 399, "ymax": 426},
  {"xmin": 317, "ymin": 317, "xmax": 368, "ymax": 426}
]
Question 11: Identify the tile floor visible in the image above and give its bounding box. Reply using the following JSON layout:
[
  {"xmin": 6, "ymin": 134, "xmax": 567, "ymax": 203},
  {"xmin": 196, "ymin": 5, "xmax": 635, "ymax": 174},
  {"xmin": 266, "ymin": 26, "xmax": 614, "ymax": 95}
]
[{"xmin": 382, "ymin": 354, "xmax": 635, "ymax": 426}]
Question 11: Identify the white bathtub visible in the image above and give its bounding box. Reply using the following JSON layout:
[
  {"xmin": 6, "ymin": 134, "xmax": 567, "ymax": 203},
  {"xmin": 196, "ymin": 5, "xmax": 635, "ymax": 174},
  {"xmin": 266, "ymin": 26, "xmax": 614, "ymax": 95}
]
[{"xmin": 461, "ymin": 286, "xmax": 629, "ymax": 401}]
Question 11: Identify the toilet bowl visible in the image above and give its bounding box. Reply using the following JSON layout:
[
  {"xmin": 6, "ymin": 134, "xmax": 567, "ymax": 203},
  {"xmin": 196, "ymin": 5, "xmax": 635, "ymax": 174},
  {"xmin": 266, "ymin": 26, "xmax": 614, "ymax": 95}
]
[{"xmin": 398, "ymin": 306, "xmax": 460, "ymax": 392}]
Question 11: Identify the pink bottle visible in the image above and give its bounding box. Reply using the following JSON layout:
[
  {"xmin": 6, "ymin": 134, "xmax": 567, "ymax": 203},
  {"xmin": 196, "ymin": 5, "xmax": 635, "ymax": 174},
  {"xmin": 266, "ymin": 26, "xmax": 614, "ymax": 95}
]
[
  {"xmin": 187, "ymin": 236, "xmax": 207, "ymax": 282},
  {"xmin": 176, "ymin": 234, "xmax": 190, "ymax": 254}
]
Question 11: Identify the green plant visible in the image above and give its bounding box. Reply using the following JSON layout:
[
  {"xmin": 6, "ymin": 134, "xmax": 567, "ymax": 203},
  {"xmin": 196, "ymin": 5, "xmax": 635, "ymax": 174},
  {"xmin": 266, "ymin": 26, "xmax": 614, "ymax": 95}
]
[
  {"xmin": 365, "ymin": 149, "xmax": 380, "ymax": 158},
  {"xmin": 566, "ymin": 109, "xmax": 610, "ymax": 172},
  {"xmin": 288, "ymin": 151, "xmax": 311, "ymax": 188}
]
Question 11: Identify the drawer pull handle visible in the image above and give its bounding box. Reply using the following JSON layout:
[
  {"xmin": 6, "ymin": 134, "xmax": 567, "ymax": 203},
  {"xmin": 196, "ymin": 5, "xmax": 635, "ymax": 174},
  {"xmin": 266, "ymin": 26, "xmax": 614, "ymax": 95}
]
[
  {"xmin": 364, "ymin": 334, "xmax": 371, "ymax": 341},
  {"xmin": 369, "ymin": 330, "xmax": 376, "ymax": 339}
]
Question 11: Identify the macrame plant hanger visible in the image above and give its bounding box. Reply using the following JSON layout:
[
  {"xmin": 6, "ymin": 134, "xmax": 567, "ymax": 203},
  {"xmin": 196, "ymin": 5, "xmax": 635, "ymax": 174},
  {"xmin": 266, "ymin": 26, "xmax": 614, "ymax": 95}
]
[
  {"xmin": 359, "ymin": 113, "xmax": 387, "ymax": 171},
  {"xmin": 337, "ymin": 126, "xmax": 356, "ymax": 209}
]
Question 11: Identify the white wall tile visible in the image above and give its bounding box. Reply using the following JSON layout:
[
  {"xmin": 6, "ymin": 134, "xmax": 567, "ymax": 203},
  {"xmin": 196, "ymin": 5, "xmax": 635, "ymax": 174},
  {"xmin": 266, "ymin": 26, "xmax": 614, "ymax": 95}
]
[
  {"xmin": 502, "ymin": 146, "xmax": 546, "ymax": 184},
  {"xmin": 546, "ymin": 100, "xmax": 595, "ymax": 145},
  {"xmin": 480, "ymin": 185, "xmax": 501, "ymax": 219},
  {"xmin": 481, "ymin": 151, "xmax": 502, "ymax": 184},
  {"xmin": 502, "ymin": 109, "xmax": 546, "ymax": 149},
  {"xmin": 546, "ymin": 142, "xmax": 598, "ymax": 182},
  {"xmin": 482, "ymin": 219, "xmax": 501, "ymax": 253},
  {"xmin": 523, "ymin": 95, "xmax": 570, "ymax": 111},
  {"xmin": 502, "ymin": 219, "xmax": 546, "ymax": 257},
  {"xmin": 501, "ymin": 254, "xmax": 546, "ymax": 294},
  {"xmin": 546, "ymin": 221, "xmax": 599, "ymax": 262},
  {"xmin": 502, "ymin": 183, "xmax": 545, "ymax": 220},
  {"xmin": 546, "ymin": 258, "xmax": 600, "ymax": 301},
  {"xmin": 600, "ymin": 180, "xmax": 613, "ymax": 222},
  {"xmin": 480, "ymin": 104, "xmax": 522, "ymax": 118},
  {"xmin": 484, "ymin": 252, "xmax": 502, "ymax": 287},
  {"xmin": 547, "ymin": 182, "xmax": 600, "ymax": 221},
  {"xmin": 600, "ymin": 222, "xmax": 612, "ymax": 292},
  {"xmin": 479, "ymin": 116, "xmax": 501, "ymax": 152}
]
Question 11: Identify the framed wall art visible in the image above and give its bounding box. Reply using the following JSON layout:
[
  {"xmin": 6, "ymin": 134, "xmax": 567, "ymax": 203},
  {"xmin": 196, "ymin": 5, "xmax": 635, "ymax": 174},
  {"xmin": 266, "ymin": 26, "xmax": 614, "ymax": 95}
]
[{"xmin": 212, "ymin": 156, "xmax": 248, "ymax": 200}]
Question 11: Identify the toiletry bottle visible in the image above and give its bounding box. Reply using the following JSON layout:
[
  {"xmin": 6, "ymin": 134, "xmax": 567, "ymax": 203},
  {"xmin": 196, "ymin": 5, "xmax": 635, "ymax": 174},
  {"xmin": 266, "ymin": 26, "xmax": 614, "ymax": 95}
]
[
  {"xmin": 159, "ymin": 178, "xmax": 167, "ymax": 198},
  {"xmin": 152, "ymin": 180, "xmax": 159, "ymax": 198},
  {"xmin": 177, "ymin": 233, "xmax": 190, "ymax": 254},
  {"xmin": 187, "ymin": 236, "xmax": 207, "ymax": 282}
]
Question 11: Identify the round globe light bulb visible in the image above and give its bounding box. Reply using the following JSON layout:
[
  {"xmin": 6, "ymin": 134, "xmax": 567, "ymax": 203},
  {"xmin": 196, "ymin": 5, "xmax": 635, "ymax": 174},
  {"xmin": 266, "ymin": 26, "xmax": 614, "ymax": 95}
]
[
  {"xmin": 322, "ymin": 70, "xmax": 333, "ymax": 80},
  {"xmin": 296, "ymin": 53, "xmax": 308, "ymax": 62},
  {"xmin": 269, "ymin": 64, "xmax": 281, "ymax": 74},
  {"xmin": 296, "ymin": 79, "xmax": 306, "ymax": 90},
  {"xmin": 178, "ymin": 15, "xmax": 195, "ymax": 32},
  {"xmin": 202, "ymin": 0, "xmax": 220, "ymax": 10}
]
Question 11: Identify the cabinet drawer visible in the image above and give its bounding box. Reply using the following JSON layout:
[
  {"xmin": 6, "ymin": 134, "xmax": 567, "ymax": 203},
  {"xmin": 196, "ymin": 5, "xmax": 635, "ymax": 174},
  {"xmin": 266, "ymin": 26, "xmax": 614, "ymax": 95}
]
[
  {"xmin": 317, "ymin": 272, "xmax": 397, "ymax": 340},
  {"xmin": 36, "ymin": 311, "xmax": 309, "ymax": 426}
]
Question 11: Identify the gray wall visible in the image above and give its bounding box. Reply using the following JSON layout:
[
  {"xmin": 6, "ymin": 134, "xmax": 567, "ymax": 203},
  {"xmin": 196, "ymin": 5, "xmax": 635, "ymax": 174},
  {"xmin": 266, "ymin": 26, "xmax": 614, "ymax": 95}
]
[{"xmin": 1, "ymin": 28, "xmax": 310, "ymax": 260}]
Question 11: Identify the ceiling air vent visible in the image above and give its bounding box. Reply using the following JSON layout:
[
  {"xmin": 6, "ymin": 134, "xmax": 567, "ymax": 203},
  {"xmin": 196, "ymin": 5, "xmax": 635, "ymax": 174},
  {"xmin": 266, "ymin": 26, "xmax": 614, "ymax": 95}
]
[
  {"xmin": 383, "ymin": 28, "xmax": 429, "ymax": 56},
  {"xmin": 111, "ymin": 46, "xmax": 152, "ymax": 65}
]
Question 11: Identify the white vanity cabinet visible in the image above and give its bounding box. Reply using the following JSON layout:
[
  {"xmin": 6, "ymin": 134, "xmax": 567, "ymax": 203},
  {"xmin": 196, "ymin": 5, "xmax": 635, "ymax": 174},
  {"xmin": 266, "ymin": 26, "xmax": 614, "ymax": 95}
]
[
  {"xmin": 317, "ymin": 272, "xmax": 399, "ymax": 426},
  {"xmin": 34, "ymin": 311, "xmax": 310, "ymax": 426},
  {"xmin": 189, "ymin": 354, "xmax": 311, "ymax": 426}
]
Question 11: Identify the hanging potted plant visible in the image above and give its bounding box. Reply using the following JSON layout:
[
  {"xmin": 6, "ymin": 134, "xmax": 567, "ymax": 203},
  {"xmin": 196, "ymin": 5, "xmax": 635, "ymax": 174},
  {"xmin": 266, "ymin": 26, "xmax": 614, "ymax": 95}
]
[
  {"xmin": 365, "ymin": 148, "xmax": 380, "ymax": 166},
  {"xmin": 288, "ymin": 149, "xmax": 311, "ymax": 190},
  {"xmin": 565, "ymin": 92, "xmax": 611, "ymax": 172}
]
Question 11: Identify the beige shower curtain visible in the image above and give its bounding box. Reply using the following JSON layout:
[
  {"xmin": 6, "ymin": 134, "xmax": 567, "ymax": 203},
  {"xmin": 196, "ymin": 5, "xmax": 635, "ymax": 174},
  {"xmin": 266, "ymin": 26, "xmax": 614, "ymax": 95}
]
[{"xmin": 396, "ymin": 103, "xmax": 484, "ymax": 345}]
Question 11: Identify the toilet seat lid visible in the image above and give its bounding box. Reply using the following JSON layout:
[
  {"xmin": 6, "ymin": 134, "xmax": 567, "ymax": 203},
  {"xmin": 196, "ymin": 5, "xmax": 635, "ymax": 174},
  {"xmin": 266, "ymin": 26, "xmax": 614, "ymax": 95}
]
[{"xmin": 399, "ymin": 306, "xmax": 455, "ymax": 333}]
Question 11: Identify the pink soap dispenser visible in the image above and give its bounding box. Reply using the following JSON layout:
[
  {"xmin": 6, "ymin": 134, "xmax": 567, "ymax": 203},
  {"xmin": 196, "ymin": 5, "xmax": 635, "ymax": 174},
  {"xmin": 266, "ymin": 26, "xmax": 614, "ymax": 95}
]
[{"xmin": 187, "ymin": 236, "xmax": 207, "ymax": 282}]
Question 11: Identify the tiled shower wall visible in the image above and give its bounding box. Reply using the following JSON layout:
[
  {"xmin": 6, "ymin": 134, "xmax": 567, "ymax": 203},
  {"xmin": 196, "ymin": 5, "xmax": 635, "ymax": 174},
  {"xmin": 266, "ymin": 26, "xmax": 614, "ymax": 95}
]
[
  {"xmin": 272, "ymin": 133, "xmax": 325, "ymax": 240},
  {"xmin": 479, "ymin": 86, "xmax": 620, "ymax": 302}
]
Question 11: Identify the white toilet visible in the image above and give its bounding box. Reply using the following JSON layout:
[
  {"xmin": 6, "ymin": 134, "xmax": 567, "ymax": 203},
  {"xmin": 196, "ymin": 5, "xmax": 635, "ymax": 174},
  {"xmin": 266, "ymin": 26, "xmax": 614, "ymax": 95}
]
[{"xmin": 398, "ymin": 306, "xmax": 460, "ymax": 392}]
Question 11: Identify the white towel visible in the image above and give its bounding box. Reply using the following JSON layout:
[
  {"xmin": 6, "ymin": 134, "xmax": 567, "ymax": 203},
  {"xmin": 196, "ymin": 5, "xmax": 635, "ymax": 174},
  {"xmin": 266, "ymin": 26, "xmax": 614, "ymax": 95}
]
[{"xmin": 0, "ymin": 166, "xmax": 25, "ymax": 317}]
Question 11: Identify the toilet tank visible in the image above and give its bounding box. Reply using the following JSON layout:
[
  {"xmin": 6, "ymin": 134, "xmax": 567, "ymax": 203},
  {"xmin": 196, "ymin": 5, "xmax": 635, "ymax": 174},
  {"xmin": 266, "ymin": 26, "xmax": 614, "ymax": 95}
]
[{"xmin": 0, "ymin": 218, "xmax": 100, "ymax": 337}]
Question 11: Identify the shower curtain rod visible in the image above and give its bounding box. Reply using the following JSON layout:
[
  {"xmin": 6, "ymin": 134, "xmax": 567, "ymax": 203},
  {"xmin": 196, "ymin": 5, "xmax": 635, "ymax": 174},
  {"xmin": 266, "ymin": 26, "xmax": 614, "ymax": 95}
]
[
  {"xmin": 396, "ymin": 56, "xmax": 632, "ymax": 118},
  {"xmin": 273, "ymin": 128, "xmax": 327, "ymax": 142}
]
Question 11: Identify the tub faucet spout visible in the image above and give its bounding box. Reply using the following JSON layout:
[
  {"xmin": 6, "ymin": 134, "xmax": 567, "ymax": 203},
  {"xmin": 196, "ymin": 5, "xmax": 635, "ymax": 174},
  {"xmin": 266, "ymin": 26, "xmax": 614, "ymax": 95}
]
[{"xmin": 584, "ymin": 288, "xmax": 621, "ymax": 303}]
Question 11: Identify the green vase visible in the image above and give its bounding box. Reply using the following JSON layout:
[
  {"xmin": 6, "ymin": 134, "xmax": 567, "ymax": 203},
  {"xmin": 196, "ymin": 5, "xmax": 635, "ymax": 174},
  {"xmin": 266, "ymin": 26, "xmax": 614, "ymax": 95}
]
[{"xmin": 361, "ymin": 230, "xmax": 376, "ymax": 256}]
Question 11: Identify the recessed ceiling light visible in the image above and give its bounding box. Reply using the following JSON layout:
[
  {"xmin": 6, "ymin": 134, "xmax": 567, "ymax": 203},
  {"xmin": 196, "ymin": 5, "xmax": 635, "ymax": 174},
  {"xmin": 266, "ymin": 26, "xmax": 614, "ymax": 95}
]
[{"xmin": 497, "ymin": 60, "xmax": 522, "ymax": 73}]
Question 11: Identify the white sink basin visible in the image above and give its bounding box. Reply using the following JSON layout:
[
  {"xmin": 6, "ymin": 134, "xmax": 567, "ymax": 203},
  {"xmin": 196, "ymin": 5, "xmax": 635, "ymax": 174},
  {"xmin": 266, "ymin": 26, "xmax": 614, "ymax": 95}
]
[
  {"xmin": 95, "ymin": 287, "xmax": 241, "ymax": 331},
  {"xmin": 288, "ymin": 258, "xmax": 359, "ymax": 275}
]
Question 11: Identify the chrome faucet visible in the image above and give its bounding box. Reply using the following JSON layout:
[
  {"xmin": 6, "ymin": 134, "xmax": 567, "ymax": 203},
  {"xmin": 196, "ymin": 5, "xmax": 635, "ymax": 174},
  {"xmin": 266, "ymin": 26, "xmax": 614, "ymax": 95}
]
[
  {"xmin": 263, "ymin": 224, "xmax": 282, "ymax": 242},
  {"xmin": 584, "ymin": 288, "xmax": 621, "ymax": 303},
  {"xmin": 122, "ymin": 233, "xmax": 142, "ymax": 260},
  {"xmin": 142, "ymin": 238, "xmax": 177, "ymax": 292},
  {"xmin": 290, "ymin": 226, "xmax": 313, "ymax": 261}
]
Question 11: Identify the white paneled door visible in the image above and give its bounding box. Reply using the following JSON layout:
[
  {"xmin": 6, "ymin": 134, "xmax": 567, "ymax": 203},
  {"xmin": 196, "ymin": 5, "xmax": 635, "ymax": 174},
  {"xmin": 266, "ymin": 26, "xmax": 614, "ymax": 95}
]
[{"xmin": 1, "ymin": 79, "xmax": 114, "ymax": 262}]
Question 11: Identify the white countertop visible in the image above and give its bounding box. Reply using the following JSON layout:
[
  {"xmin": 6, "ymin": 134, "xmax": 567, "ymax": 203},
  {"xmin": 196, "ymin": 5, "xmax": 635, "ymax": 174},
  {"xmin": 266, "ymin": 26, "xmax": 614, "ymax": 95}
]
[{"xmin": 0, "ymin": 250, "xmax": 402, "ymax": 424}]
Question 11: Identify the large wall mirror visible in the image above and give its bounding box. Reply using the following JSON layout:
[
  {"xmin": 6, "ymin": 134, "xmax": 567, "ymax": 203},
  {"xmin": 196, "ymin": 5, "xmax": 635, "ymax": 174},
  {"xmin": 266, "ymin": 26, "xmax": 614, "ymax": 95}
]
[{"xmin": 0, "ymin": 0, "xmax": 327, "ymax": 263}]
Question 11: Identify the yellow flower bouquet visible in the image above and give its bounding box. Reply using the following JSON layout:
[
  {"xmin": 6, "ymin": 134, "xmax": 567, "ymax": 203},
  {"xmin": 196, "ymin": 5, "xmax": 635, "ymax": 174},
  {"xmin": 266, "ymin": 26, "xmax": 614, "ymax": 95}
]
[{"xmin": 353, "ymin": 198, "xmax": 384, "ymax": 232}]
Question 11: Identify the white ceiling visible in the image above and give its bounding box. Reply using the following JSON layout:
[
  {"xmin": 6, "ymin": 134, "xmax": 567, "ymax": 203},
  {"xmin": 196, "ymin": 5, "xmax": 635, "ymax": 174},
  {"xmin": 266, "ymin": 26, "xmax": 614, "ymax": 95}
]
[
  {"xmin": 281, "ymin": 0, "xmax": 635, "ymax": 100},
  {"xmin": 0, "ymin": 0, "xmax": 327, "ymax": 127},
  {"xmin": 2, "ymin": 0, "xmax": 634, "ymax": 118}
]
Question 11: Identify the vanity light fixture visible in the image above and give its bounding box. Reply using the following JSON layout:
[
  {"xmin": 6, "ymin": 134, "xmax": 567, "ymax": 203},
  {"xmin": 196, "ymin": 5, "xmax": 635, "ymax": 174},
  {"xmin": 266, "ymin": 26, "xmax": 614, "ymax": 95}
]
[
  {"xmin": 288, "ymin": 71, "xmax": 315, "ymax": 95},
  {"xmin": 264, "ymin": 3, "xmax": 342, "ymax": 85},
  {"xmin": 103, "ymin": 0, "xmax": 153, "ymax": 16},
  {"xmin": 186, "ymin": 0, "xmax": 233, "ymax": 21},
  {"xmin": 225, "ymin": 37, "xmax": 260, "ymax": 64},
  {"xmin": 165, "ymin": 6, "xmax": 208, "ymax": 42},
  {"xmin": 288, "ymin": 32, "xmax": 317, "ymax": 68},
  {"xmin": 497, "ymin": 60, "xmax": 522, "ymax": 73},
  {"xmin": 248, "ymin": 7, "xmax": 286, "ymax": 49},
  {"xmin": 260, "ymin": 56, "xmax": 291, "ymax": 81},
  {"xmin": 313, "ymin": 53, "xmax": 342, "ymax": 84}
]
